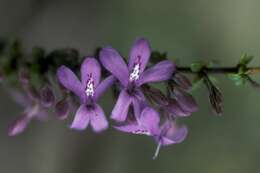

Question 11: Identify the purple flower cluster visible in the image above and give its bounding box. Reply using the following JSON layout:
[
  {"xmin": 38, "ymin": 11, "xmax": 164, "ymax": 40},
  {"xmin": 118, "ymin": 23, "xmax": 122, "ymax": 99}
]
[
  {"xmin": 8, "ymin": 68, "xmax": 55, "ymax": 136},
  {"xmin": 56, "ymin": 38, "xmax": 197, "ymax": 158},
  {"xmin": 8, "ymin": 38, "xmax": 198, "ymax": 159}
]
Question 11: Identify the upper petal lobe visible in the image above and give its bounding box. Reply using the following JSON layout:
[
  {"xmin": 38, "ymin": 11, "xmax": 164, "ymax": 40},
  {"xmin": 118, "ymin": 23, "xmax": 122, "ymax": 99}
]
[
  {"xmin": 57, "ymin": 66, "xmax": 85, "ymax": 102},
  {"xmin": 94, "ymin": 75, "xmax": 116, "ymax": 101},
  {"xmin": 81, "ymin": 57, "xmax": 101, "ymax": 88},
  {"xmin": 99, "ymin": 47, "xmax": 129, "ymax": 87},
  {"xmin": 128, "ymin": 38, "xmax": 151, "ymax": 73}
]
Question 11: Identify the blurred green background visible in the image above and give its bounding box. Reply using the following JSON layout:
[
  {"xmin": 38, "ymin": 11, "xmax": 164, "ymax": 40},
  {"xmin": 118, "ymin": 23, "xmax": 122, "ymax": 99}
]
[{"xmin": 0, "ymin": 0, "xmax": 260, "ymax": 172}]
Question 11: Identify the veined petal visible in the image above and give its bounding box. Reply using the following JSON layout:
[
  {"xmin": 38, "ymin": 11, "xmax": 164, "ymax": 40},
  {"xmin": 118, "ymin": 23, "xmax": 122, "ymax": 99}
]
[
  {"xmin": 111, "ymin": 89, "xmax": 132, "ymax": 122},
  {"xmin": 70, "ymin": 105, "xmax": 90, "ymax": 130},
  {"xmin": 81, "ymin": 57, "xmax": 101, "ymax": 88},
  {"xmin": 114, "ymin": 123, "xmax": 151, "ymax": 135},
  {"xmin": 90, "ymin": 104, "xmax": 108, "ymax": 132},
  {"xmin": 94, "ymin": 75, "xmax": 116, "ymax": 101},
  {"xmin": 99, "ymin": 47, "xmax": 129, "ymax": 87},
  {"xmin": 57, "ymin": 66, "xmax": 85, "ymax": 102},
  {"xmin": 128, "ymin": 38, "xmax": 151, "ymax": 73},
  {"xmin": 8, "ymin": 114, "xmax": 31, "ymax": 136},
  {"xmin": 137, "ymin": 60, "xmax": 175, "ymax": 86},
  {"xmin": 139, "ymin": 107, "xmax": 160, "ymax": 135}
]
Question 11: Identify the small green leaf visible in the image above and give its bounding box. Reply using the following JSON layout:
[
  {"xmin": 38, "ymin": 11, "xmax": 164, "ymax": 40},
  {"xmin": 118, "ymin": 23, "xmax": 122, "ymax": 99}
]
[
  {"xmin": 228, "ymin": 73, "xmax": 247, "ymax": 86},
  {"xmin": 190, "ymin": 62, "xmax": 203, "ymax": 73},
  {"xmin": 228, "ymin": 74, "xmax": 241, "ymax": 81},
  {"xmin": 239, "ymin": 53, "xmax": 253, "ymax": 65}
]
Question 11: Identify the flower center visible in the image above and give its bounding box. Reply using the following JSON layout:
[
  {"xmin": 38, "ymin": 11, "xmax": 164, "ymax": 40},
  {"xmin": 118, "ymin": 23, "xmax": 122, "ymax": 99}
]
[
  {"xmin": 85, "ymin": 75, "xmax": 95, "ymax": 97},
  {"xmin": 133, "ymin": 129, "xmax": 150, "ymax": 135},
  {"xmin": 129, "ymin": 56, "xmax": 141, "ymax": 81}
]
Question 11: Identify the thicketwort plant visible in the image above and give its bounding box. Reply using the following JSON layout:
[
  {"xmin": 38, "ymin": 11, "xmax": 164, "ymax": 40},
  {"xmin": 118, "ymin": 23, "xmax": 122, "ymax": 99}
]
[{"xmin": 0, "ymin": 37, "xmax": 260, "ymax": 159}]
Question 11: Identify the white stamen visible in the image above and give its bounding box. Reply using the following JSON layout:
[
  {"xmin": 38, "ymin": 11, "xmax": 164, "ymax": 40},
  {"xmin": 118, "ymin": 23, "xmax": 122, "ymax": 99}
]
[
  {"xmin": 153, "ymin": 142, "xmax": 161, "ymax": 160},
  {"xmin": 133, "ymin": 129, "xmax": 150, "ymax": 135},
  {"xmin": 85, "ymin": 77, "xmax": 94, "ymax": 97},
  {"xmin": 129, "ymin": 63, "xmax": 140, "ymax": 81}
]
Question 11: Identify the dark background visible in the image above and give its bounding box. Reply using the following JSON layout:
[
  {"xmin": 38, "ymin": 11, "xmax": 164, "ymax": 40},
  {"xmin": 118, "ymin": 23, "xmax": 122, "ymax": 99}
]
[{"xmin": 0, "ymin": 0, "xmax": 260, "ymax": 172}]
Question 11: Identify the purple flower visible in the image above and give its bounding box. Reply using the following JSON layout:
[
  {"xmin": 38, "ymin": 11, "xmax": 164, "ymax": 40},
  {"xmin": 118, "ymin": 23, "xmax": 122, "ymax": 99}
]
[
  {"xmin": 153, "ymin": 120, "xmax": 188, "ymax": 159},
  {"xmin": 57, "ymin": 57, "xmax": 116, "ymax": 132},
  {"xmin": 8, "ymin": 88, "xmax": 48, "ymax": 136},
  {"xmin": 115, "ymin": 107, "xmax": 188, "ymax": 159},
  {"xmin": 100, "ymin": 38, "xmax": 175, "ymax": 122},
  {"xmin": 114, "ymin": 107, "xmax": 160, "ymax": 136}
]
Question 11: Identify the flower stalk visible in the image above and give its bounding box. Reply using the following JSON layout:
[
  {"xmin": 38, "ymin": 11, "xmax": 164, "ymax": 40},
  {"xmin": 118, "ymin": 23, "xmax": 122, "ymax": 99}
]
[{"xmin": 1, "ymin": 37, "xmax": 260, "ymax": 159}]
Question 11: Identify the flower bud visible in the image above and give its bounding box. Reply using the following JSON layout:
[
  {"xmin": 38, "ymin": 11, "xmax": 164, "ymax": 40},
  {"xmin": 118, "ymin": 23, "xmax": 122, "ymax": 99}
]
[
  {"xmin": 172, "ymin": 72, "xmax": 192, "ymax": 91},
  {"xmin": 164, "ymin": 99, "xmax": 191, "ymax": 117},
  {"xmin": 40, "ymin": 85, "xmax": 55, "ymax": 107},
  {"xmin": 142, "ymin": 85, "xmax": 169, "ymax": 106},
  {"xmin": 18, "ymin": 68, "xmax": 30, "ymax": 85},
  {"xmin": 55, "ymin": 98, "xmax": 70, "ymax": 120},
  {"xmin": 173, "ymin": 88, "xmax": 198, "ymax": 113},
  {"xmin": 204, "ymin": 75, "xmax": 223, "ymax": 115}
]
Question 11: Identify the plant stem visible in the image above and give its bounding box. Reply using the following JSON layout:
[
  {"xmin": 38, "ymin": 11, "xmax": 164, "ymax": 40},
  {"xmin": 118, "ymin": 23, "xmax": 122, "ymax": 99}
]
[{"xmin": 177, "ymin": 67, "xmax": 260, "ymax": 74}]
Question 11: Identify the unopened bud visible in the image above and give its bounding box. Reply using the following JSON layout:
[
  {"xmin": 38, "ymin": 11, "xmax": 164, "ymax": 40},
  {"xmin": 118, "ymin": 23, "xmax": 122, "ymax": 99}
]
[
  {"xmin": 55, "ymin": 97, "xmax": 70, "ymax": 120},
  {"xmin": 164, "ymin": 99, "xmax": 191, "ymax": 117},
  {"xmin": 18, "ymin": 68, "xmax": 30, "ymax": 85},
  {"xmin": 40, "ymin": 85, "xmax": 55, "ymax": 107},
  {"xmin": 173, "ymin": 88, "xmax": 198, "ymax": 113},
  {"xmin": 142, "ymin": 85, "xmax": 169, "ymax": 106},
  {"xmin": 172, "ymin": 72, "xmax": 192, "ymax": 91}
]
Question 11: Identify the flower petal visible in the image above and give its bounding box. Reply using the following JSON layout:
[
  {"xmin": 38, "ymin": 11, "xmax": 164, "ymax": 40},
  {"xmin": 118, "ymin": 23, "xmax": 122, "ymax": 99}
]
[
  {"xmin": 8, "ymin": 114, "xmax": 31, "ymax": 136},
  {"xmin": 111, "ymin": 89, "xmax": 132, "ymax": 122},
  {"xmin": 132, "ymin": 89, "xmax": 147, "ymax": 121},
  {"xmin": 159, "ymin": 122, "xmax": 188, "ymax": 146},
  {"xmin": 139, "ymin": 107, "xmax": 160, "ymax": 135},
  {"xmin": 70, "ymin": 105, "xmax": 90, "ymax": 130},
  {"xmin": 99, "ymin": 47, "xmax": 129, "ymax": 87},
  {"xmin": 57, "ymin": 66, "xmax": 85, "ymax": 102},
  {"xmin": 90, "ymin": 104, "xmax": 109, "ymax": 132},
  {"xmin": 81, "ymin": 57, "xmax": 101, "ymax": 88},
  {"xmin": 114, "ymin": 123, "xmax": 151, "ymax": 135},
  {"xmin": 137, "ymin": 60, "xmax": 175, "ymax": 86},
  {"xmin": 94, "ymin": 75, "xmax": 116, "ymax": 101},
  {"xmin": 128, "ymin": 38, "xmax": 151, "ymax": 73}
]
